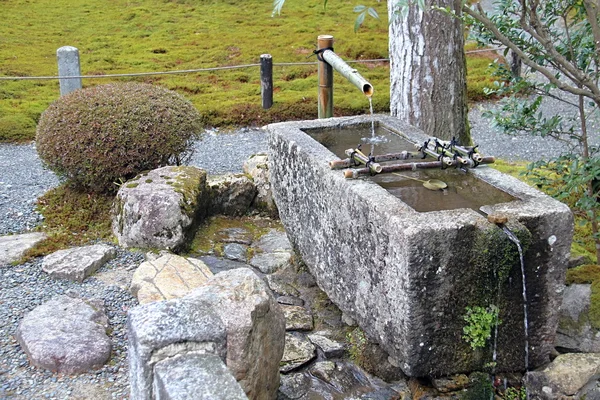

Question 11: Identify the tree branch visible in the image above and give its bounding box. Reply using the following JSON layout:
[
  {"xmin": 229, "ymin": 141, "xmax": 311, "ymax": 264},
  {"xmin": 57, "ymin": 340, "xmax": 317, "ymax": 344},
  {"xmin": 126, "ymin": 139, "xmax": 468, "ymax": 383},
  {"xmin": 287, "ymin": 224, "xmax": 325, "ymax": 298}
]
[{"xmin": 464, "ymin": 5, "xmax": 600, "ymax": 102}]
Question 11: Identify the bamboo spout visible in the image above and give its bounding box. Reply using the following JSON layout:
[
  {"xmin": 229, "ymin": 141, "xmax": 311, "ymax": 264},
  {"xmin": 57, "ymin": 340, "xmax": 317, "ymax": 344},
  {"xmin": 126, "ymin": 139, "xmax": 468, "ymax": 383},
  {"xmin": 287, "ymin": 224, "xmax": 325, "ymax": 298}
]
[{"xmin": 320, "ymin": 49, "xmax": 374, "ymax": 97}]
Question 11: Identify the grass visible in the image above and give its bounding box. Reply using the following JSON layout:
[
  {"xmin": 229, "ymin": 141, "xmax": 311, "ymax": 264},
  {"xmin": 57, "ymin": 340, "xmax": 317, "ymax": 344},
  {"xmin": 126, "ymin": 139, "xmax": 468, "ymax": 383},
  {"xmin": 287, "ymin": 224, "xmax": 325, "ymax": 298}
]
[{"xmin": 0, "ymin": 0, "xmax": 501, "ymax": 142}]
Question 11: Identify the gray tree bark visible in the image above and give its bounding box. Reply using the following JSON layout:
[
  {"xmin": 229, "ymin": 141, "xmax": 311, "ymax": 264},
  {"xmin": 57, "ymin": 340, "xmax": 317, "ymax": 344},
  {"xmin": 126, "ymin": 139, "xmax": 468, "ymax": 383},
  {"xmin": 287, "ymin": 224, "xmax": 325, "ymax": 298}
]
[{"xmin": 388, "ymin": 0, "xmax": 471, "ymax": 144}]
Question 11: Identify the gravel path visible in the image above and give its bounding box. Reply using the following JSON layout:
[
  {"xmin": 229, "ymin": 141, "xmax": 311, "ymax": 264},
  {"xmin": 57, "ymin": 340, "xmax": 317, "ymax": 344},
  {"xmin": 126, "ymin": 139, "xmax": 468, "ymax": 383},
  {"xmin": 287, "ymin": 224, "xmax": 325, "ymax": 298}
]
[{"xmin": 0, "ymin": 102, "xmax": 594, "ymax": 398}]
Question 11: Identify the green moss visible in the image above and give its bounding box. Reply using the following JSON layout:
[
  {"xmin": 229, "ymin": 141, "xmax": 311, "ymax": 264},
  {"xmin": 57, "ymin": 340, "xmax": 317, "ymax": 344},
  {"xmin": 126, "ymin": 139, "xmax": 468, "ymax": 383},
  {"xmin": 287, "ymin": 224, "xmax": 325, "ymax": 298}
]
[
  {"xmin": 1, "ymin": 0, "xmax": 502, "ymax": 142},
  {"xmin": 20, "ymin": 183, "xmax": 114, "ymax": 261},
  {"xmin": 126, "ymin": 183, "xmax": 139, "ymax": 188},
  {"xmin": 566, "ymin": 264, "xmax": 600, "ymax": 329},
  {"xmin": 471, "ymin": 223, "xmax": 531, "ymax": 296},
  {"xmin": 187, "ymin": 215, "xmax": 276, "ymax": 256},
  {"xmin": 346, "ymin": 327, "xmax": 368, "ymax": 366},
  {"xmin": 461, "ymin": 372, "xmax": 494, "ymax": 400},
  {"xmin": 145, "ymin": 179, "xmax": 153, "ymax": 183}
]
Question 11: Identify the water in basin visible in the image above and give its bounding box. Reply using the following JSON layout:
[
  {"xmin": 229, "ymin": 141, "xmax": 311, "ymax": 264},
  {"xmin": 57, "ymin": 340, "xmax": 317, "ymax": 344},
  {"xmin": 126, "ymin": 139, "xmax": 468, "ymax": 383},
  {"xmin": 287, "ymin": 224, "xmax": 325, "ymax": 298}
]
[{"xmin": 305, "ymin": 125, "xmax": 516, "ymax": 212}]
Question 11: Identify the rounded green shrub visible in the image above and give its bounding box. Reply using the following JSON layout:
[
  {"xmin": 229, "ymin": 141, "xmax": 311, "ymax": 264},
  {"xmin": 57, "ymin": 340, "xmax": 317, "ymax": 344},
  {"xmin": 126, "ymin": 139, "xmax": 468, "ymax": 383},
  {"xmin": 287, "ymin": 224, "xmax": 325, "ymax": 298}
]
[{"xmin": 36, "ymin": 83, "xmax": 203, "ymax": 192}]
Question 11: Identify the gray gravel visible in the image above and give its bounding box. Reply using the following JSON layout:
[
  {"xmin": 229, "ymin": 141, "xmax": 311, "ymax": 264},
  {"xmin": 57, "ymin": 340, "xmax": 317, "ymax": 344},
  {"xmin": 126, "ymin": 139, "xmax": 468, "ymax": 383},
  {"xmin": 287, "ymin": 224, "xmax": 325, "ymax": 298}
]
[
  {"xmin": 0, "ymin": 143, "xmax": 60, "ymax": 236},
  {"xmin": 470, "ymin": 95, "xmax": 600, "ymax": 162},
  {"xmin": 0, "ymin": 246, "xmax": 144, "ymax": 400},
  {"xmin": 188, "ymin": 127, "xmax": 268, "ymax": 175}
]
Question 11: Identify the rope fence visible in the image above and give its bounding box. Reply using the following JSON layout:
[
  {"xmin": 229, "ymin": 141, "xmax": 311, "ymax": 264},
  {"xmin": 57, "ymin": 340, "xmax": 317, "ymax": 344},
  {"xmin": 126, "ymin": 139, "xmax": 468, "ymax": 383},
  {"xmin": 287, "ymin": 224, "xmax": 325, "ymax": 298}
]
[
  {"xmin": 0, "ymin": 44, "xmax": 509, "ymax": 110},
  {"xmin": 0, "ymin": 48, "xmax": 505, "ymax": 82}
]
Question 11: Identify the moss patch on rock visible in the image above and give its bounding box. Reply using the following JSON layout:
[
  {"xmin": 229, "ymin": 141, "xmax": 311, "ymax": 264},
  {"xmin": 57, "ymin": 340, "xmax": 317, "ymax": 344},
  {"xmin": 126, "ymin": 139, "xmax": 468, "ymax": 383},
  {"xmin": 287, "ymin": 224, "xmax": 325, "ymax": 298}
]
[
  {"xmin": 566, "ymin": 264, "xmax": 600, "ymax": 330},
  {"xmin": 187, "ymin": 215, "xmax": 279, "ymax": 256}
]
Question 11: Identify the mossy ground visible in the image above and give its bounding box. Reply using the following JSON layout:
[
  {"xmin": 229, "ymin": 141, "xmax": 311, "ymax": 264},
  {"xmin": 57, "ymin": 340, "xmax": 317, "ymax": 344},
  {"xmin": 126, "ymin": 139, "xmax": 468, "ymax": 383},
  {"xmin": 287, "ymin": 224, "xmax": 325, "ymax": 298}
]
[
  {"xmin": 186, "ymin": 215, "xmax": 278, "ymax": 257},
  {"xmin": 20, "ymin": 184, "xmax": 115, "ymax": 262},
  {"xmin": 566, "ymin": 264, "xmax": 600, "ymax": 330},
  {"xmin": 1, "ymin": 0, "xmax": 501, "ymax": 142}
]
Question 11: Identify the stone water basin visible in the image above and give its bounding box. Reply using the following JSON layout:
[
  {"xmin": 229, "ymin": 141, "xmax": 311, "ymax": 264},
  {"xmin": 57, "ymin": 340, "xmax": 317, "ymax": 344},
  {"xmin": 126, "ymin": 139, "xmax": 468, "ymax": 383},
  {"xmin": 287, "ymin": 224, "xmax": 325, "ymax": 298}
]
[{"xmin": 267, "ymin": 115, "xmax": 573, "ymax": 377}]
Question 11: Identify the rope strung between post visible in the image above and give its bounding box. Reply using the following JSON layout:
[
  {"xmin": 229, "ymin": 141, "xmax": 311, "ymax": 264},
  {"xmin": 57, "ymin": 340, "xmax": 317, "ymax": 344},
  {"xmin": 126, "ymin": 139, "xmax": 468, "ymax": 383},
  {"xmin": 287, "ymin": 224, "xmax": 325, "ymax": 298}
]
[{"xmin": 0, "ymin": 46, "xmax": 505, "ymax": 81}]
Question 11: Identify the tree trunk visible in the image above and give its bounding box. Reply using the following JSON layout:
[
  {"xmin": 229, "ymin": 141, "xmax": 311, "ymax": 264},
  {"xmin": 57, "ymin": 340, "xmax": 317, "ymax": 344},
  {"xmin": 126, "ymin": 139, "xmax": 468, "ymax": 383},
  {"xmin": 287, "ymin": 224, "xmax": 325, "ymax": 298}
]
[{"xmin": 388, "ymin": 0, "xmax": 471, "ymax": 145}]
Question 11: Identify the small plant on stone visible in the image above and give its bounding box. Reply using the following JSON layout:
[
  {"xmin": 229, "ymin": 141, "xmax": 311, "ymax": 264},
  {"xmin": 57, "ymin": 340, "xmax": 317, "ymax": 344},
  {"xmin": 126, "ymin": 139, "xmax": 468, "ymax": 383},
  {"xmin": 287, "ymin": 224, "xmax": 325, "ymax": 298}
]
[
  {"xmin": 462, "ymin": 305, "xmax": 500, "ymax": 350},
  {"xmin": 346, "ymin": 327, "xmax": 368, "ymax": 364},
  {"xmin": 36, "ymin": 82, "xmax": 203, "ymax": 193},
  {"xmin": 502, "ymin": 386, "xmax": 527, "ymax": 400}
]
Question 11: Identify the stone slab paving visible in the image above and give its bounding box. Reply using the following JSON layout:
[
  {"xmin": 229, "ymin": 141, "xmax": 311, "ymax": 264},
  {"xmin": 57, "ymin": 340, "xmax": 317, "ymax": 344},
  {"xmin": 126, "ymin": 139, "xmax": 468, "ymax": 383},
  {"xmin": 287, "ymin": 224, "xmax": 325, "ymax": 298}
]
[{"xmin": 0, "ymin": 232, "xmax": 46, "ymax": 265}]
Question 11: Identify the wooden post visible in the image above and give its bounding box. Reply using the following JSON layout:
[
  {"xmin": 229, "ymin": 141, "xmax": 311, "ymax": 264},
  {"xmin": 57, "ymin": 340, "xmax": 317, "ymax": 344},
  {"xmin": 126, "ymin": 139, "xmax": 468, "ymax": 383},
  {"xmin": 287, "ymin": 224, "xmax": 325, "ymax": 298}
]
[
  {"xmin": 260, "ymin": 54, "xmax": 273, "ymax": 109},
  {"xmin": 317, "ymin": 35, "xmax": 334, "ymax": 119},
  {"xmin": 57, "ymin": 46, "xmax": 82, "ymax": 96}
]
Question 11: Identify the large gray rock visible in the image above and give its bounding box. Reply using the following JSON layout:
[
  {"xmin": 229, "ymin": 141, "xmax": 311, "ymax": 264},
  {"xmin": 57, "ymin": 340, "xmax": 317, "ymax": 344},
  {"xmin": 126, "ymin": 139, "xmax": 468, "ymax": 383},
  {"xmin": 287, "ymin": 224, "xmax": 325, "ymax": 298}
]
[
  {"xmin": 243, "ymin": 154, "xmax": 278, "ymax": 216},
  {"xmin": 113, "ymin": 166, "xmax": 207, "ymax": 251},
  {"xmin": 207, "ymin": 174, "xmax": 256, "ymax": 217},
  {"xmin": 41, "ymin": 244, "xmax": 116, "ymax": 282},
  {"xmin": 525, "ymin": 353, "xmax": 600, "ymax": 398},
  {"xmin": 128, "ymin": 296, "xmax": 227, "ymax": 400},
  {"xmin": 268, "ymin": 115, "xmax": 574, "ymax": 376},
  {"xmin": 153, "ymin": 353, "xmax": 247, "ymax": 400},
  {"xmin": 188, "ymin": 268, "xmax": 285, "ymax": 400},
  {"xmin": 556, "ymin": 283, "xmax": 600, "ymax": 352},
  {"xmin": 16, "ymin": 295, "xmax": 111, "ymax": 374},
  {"xmin": 0, "ymin": 232, "xmax": 46, "ymax": 265},
  {"xmin": 130, "ymin": 253, "xmax": 213, "ymax": 304}
]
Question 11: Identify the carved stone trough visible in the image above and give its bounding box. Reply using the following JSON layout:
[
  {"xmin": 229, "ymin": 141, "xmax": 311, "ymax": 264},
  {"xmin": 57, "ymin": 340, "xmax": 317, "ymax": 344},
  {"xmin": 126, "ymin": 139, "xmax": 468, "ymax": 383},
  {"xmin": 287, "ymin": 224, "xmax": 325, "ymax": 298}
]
[{"xmin": 267, "ymin": 115, "xmax": 573, "ymax": 377}]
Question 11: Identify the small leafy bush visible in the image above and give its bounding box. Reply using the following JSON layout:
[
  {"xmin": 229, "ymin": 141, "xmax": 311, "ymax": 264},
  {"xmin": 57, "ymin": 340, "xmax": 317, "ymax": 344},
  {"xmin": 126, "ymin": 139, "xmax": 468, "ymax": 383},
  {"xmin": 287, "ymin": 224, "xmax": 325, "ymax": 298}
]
[
  {"xmin": 36, "ymin": 83, "xmax": 203, "ymax": 192},
  {"xmin": 463, "ymin": 305, "xmax": 500, "ymax": 350}
]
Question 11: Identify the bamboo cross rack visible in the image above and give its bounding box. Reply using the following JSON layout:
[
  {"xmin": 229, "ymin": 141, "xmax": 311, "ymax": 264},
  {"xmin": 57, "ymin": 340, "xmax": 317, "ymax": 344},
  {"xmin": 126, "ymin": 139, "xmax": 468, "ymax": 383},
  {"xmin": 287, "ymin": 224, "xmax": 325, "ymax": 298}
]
[{"xmin": 332, "ymin": 137, "xmax": 494, "ymax": 179}]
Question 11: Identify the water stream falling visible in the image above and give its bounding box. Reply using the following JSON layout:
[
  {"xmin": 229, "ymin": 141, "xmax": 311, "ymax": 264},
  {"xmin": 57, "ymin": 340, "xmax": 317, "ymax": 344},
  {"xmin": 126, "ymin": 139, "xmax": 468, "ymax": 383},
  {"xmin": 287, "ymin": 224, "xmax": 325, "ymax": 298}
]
[
  {"xmin": 368, "ymin": 96, "xmax": 375, "ymax": 155},
  {"xmin": 502, "ymin": 226, "xmax": 530, "ymax": 400}
]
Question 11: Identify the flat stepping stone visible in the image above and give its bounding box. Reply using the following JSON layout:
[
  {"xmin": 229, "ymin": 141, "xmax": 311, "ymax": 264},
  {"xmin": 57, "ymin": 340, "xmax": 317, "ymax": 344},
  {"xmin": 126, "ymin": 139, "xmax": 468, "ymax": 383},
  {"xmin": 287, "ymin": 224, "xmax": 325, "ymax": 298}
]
[
  {"xmin": 199, "ymin": 255, "xmax": 248, "ymax": 275},
  {"xmin": 280, "ymin": 332, "xmax": 316, "ymax": 373},
  {"xmin": 223, "ymin": 243, "xmax": 248, "ymax": 262},
  {"xmin": 252, "ymin": 229, "xmax": 292, "ymax": 253},
  {"xmin": 308, "ymin": 332, "xmax": 346, "ymax": 358},
  {"xmin": 217, "ymin": 227, "xmax": 253, "ymax": 245},
  {"xmin": 16, "ymin": 294, "xmax": 111, "ymax": 374},
  {"xmin": 0, "ymin": 232, "xmax": 46, "ymax": 265},
  {"xmin": 130, "ymin": 253, "xmax": 213, "ymax": 304},
  {"xmin": 250, "ymin": 252, "xmax": 292, "ymax": 274},
  {"xmin": 42, "ymin": 244, "xmax": 116, "ymax": 282},
  {"xmin": 281, "ymin": 305, "xmax": 314, "ymax": 331}
]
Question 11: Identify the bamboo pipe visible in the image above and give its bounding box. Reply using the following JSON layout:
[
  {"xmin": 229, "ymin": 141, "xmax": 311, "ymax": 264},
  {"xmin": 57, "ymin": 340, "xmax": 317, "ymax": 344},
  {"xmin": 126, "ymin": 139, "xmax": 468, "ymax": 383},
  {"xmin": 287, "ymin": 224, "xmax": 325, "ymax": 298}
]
[
  {"xmin": 415, "ymin": 143, "xmax": 455, "ymax": 166},
  {"xmin": 317, "ymin": 35, "xmax": 334, "ymax": 119},
  {"xmin": 330, "ymin": 150, "xmax": 419, "ymax": 170},
  {"xmin": 344, "ymin": 148, "xmax": 383, "ymax": 174},
  {"xmin": 321, "ymin": 49, "xmax": 374, "ymax": 97},
  {"xmin": 433, "ymin": 138, "xmax": 484, "ymax": 163},
  {"xmin": 344, "ymin": 156, "xmax": 496, "ymax": 179}
]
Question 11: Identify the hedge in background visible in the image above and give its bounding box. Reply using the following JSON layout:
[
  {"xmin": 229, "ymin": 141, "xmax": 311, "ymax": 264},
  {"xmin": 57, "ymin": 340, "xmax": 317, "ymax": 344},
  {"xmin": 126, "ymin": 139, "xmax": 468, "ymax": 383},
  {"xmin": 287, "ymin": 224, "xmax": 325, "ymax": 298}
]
[{"xmin": 36, "ymin": 83, "xmax": 203, "ymax": 192}]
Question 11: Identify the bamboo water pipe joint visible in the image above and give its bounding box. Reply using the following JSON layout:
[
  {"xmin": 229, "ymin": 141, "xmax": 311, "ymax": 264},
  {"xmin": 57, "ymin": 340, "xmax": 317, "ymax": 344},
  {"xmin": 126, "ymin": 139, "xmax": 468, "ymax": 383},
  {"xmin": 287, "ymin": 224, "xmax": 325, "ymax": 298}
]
[{"xmin": 317, "ymin": 35, "xmax": 374, "ymax": 118}]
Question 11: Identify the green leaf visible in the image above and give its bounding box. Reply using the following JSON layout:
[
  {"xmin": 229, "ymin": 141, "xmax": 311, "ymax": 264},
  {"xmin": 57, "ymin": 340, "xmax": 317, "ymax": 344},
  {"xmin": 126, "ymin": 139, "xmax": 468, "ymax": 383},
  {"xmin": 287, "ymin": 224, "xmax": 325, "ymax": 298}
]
[
  {"xmin": 272, "ymin": 0, "xmax": 286, "ymax": 16},
  {"xmin": 354, "ymin": 5, "xmax": 366, "ymax": 12},
  {"xmin": 354, "ymin": 11, "xmax": 366, "ymax": 32},
  {"xmin": 323, "ymin": 0, "xmax": 328, "ymax": 10},
  {"xmin": 367, "ymin": 7, "xmax": 380, "ymax": 19}
]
